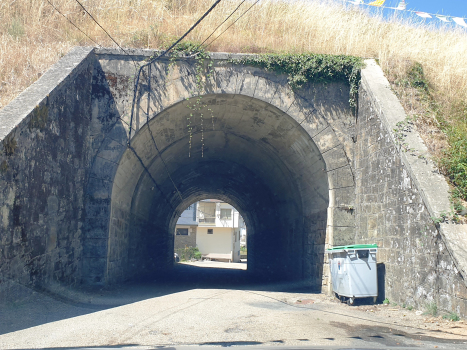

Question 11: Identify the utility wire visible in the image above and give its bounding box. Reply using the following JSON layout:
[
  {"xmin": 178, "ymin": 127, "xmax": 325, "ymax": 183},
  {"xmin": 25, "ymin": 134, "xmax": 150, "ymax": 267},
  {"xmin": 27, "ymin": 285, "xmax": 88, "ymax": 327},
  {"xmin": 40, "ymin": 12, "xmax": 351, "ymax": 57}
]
[
  {"xmin": 129, "ymin": 0, "xmax": 223, "ymax": 139},
  {"xmin": 197, "ymin": 0, "xmax": 247, "ymax": 49},
  {"xmin": 204, "ymin": 0, "xmax": 260, "ymax": 49},
  {"xmin": 45, "ymin": 0, "xmax": 101, "ymax": 47},
  {"xmin": 73, "ymin": 0, "xmax": 131, "ymax": 56},
  {"xmin": 147, "ymin": 123, "xmax": 184, "ymax": 201},
  {"xmin": 128, "ymin": 146, "xmax": 176, "ymax": 212},
  {"xmin": 127, "ymin": 0, "xmax": 224, "ymax": 206},
  {"xmin": 146, "ymin": 0, "xmax": 222, "ymax": 66}
]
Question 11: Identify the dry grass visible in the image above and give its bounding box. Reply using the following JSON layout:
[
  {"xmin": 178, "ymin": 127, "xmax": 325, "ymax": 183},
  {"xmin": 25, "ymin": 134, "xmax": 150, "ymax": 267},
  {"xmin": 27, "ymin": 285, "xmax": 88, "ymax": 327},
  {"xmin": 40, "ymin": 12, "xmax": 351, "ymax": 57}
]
[
  {"xmin": 1, "ymin": 0, "xmax": 467, "ymax": 109},
  {"xmin": 1, "ymin": 0, "xmax": 467, "ymax": 208}
]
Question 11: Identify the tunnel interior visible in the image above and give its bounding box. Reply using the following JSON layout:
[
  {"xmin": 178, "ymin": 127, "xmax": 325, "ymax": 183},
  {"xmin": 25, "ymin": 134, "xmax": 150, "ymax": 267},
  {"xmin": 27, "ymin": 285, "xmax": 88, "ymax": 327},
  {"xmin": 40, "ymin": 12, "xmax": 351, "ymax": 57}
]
[{"xmin": 107, "ymin": 94, "xmax": 329, "ymax": 285}]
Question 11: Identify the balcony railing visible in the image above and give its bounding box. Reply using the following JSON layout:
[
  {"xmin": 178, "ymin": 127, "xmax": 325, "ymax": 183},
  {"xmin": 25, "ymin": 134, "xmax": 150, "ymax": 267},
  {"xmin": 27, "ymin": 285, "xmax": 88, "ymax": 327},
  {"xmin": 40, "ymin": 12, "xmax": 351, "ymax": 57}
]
[{"xmin": 199, "ymin": 217, "xmax": 216, "ymax": 225}]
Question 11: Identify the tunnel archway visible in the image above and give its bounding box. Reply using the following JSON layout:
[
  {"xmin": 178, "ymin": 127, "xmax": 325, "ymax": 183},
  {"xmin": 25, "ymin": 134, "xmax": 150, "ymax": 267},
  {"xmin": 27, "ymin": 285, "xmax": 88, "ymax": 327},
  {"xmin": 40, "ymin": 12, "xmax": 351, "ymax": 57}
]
[{"xmin": 104, "ymin": 93, "xmax": 334, "ymax": 286}]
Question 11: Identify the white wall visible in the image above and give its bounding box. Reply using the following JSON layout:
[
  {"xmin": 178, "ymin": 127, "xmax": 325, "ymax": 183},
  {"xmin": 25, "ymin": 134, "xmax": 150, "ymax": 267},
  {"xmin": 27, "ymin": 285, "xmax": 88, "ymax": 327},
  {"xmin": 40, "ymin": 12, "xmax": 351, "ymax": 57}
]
[{"xmin": 196, "ymin": 227, "xmax": 233, "ymax": 256}]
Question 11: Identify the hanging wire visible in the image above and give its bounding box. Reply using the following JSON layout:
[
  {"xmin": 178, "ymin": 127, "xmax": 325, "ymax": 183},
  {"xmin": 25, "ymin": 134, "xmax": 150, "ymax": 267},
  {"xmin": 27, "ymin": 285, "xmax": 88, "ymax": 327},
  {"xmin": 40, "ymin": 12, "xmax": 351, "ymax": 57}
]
[
  {"xmin": 73, "ymin": 0, "xmax": 131, "ymax": 56},
  {"xmin": 129, "ymin": 0, "xmax": 223, "ymax": 141},
  {"xmin": 198, "ymin": 0, "xmax": 248, "ymax": 49},
  {"xmin": 45, "ymin": 0, "xmax": 101, "ymax": 47},
  {"xmin": 204, "ymin": 0, "xmax": 260, "ymax": 49}
]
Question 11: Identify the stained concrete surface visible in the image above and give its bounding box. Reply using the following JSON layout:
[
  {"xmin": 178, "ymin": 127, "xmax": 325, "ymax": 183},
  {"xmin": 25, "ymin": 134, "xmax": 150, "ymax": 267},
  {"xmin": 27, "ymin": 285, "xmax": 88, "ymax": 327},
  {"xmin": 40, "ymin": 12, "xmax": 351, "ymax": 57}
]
[{"xmin": 1, "ymin": 262, "xmax": 466, "ymax": 350}]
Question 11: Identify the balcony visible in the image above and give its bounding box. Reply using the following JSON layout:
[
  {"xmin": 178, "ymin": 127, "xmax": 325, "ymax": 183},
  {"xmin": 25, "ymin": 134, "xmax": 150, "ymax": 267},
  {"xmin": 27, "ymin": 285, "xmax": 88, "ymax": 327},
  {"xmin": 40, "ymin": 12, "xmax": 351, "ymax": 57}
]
[{"xmin": 199, "ymin": 217, "xmax": 216, "ymax": 226}]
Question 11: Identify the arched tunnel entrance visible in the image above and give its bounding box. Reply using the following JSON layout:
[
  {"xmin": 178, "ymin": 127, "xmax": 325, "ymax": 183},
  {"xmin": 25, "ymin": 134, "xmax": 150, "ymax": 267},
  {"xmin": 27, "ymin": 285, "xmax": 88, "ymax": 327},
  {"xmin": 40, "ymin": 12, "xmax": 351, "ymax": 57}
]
[{"xmin": 106, "ymin": 94, "xmax": 331, "ymax": 286}]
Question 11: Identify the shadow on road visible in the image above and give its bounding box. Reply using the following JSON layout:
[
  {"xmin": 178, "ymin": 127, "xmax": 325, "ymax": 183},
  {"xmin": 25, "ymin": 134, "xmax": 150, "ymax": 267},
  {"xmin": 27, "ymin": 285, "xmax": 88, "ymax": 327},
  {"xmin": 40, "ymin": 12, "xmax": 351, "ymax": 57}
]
[{"xmin": 0, "ymin": 262, "xmax": 316, "ymax": 336}]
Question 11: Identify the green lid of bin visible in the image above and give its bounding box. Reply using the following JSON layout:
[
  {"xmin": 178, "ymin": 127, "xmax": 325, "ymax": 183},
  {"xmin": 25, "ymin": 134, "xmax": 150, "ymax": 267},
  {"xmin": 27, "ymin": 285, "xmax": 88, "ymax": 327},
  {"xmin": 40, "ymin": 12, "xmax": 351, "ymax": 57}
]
[{"xmin": 326, "ymin": 244, "xmax": 378, "ymax": 251}]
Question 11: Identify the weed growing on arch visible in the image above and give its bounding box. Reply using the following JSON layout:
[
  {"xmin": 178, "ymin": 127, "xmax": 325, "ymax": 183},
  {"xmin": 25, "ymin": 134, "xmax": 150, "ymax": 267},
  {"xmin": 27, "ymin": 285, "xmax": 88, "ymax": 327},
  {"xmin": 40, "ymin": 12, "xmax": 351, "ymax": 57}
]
[{"xmin": 230, "ymin": 53, "xmax": 364, "ymax": 111}]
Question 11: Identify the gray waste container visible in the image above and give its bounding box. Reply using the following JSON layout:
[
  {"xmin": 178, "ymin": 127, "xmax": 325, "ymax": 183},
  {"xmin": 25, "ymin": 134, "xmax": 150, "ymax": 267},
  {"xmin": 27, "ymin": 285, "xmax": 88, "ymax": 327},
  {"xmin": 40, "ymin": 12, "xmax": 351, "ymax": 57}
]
[{"xmin": 326, "ymin": 244, "xmax": 378, "ymax": 305}]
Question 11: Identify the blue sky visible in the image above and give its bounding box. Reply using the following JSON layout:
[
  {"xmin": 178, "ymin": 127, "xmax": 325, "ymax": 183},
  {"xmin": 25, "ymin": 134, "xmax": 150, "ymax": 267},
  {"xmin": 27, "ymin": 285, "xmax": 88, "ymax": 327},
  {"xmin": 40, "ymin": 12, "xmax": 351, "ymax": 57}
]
[
  {"xmin": 341, "ymin": 0, "xmax": 467, "ymax": 29},
  {"xmin": 381, "ymin": 0, "xmax": 467, "ymax": 17}
]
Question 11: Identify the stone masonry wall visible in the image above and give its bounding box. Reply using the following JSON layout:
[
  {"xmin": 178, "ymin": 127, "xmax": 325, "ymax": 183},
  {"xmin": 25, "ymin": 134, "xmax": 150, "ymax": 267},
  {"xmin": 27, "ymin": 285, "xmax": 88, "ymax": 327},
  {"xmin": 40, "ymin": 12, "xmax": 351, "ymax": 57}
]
[
  {"xmin": 355, "ymin": 60, "xmax": 467, "ymax": 317},
  {"xmin": 174, "ymin": 227, "xmax": 197, "ymax": 250},
  {"xmin": 0, "ymin": 47, "xmax": 95, "ymax": 299}
]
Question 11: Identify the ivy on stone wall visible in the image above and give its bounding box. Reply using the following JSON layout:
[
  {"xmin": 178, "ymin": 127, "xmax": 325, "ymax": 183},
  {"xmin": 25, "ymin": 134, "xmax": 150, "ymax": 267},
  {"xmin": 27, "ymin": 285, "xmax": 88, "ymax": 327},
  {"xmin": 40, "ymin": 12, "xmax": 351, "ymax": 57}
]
[{"xmin": 230, "ymin": 53, "xmax": 364, "ymax": 109}]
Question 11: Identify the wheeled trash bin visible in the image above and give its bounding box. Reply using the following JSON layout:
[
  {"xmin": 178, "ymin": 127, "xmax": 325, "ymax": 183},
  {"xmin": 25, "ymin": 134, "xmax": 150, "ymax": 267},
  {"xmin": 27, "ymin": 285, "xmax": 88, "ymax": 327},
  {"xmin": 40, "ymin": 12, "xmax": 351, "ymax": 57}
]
[{"xmin": 326, "ymin": 244, "xmax": 378, "ymax": 305}]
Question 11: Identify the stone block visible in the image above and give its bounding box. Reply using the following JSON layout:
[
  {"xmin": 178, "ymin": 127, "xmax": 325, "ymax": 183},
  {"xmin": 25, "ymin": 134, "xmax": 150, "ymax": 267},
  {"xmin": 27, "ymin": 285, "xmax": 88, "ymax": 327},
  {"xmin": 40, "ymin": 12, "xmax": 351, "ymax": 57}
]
[
  {"xmin": 332, "ymin": 226, "xmax": 355, "ymax": 246},
  {"xmin": 312, "ymin": 126, "xmax": 341, "ymax": 154},
  {"xmin": 270, "ymin": 84, "xmax": 295, "ymax": 113},
  {"xmin": 329, "ymin": 207, "xmax": 355, "ymax": 227},
  {"xmin": 83, "ymin": 238, "xmax": 108, "ymax": 258},
  {"xmin": 327, "ymin": 165, "xmax": 355, "ymax": 190},
  {"xmin": 329, "ymin": 186, "xmax": 355, "ymax": 208},
  {"xmin": 213, "ymin": 66, "xmax": 238, "ymax": 94},
  {"xmin": 322, "ymin": 147, "xmax": 349, "ymax": 172},
  {"xmin": 236, "ymin": 73, "xmax": 258, "ymax": 97},
  {"xmin": 81, "ymin": 257, "xmax": 106, "ymax": 284}
]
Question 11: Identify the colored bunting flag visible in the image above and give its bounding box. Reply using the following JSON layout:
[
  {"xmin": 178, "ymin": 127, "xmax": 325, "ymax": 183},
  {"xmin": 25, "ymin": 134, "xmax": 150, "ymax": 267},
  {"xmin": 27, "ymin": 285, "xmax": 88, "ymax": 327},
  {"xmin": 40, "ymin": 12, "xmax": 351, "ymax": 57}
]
[
  {"xmin": 436, "ymin": 15, "xmax": 450, "ymax": 22},
  {"xmin": 342, "ymin": 1, "xmax": 467, "ymax": 29},
  {"xmin": 396, "ymin": 0, "xmax": 406, "ymax": 11},
  {"xmin": 453, "ymin": 17, "xmax": 467, "ymax": 27},
  {"xmin": 416, "ymin": 12, "xmax": 432, "ymax": 19},
  {"xmin": 369, "ymin": 0, "xmax": 386, "ymax": 7}
]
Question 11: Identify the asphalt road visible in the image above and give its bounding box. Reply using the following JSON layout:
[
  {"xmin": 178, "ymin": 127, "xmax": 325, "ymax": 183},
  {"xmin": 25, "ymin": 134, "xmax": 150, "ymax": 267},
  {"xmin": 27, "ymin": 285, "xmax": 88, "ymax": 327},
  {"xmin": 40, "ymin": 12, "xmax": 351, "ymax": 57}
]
[{"xmin": 1, "ymin": 261, "xmax": 466, "ymax": 350}]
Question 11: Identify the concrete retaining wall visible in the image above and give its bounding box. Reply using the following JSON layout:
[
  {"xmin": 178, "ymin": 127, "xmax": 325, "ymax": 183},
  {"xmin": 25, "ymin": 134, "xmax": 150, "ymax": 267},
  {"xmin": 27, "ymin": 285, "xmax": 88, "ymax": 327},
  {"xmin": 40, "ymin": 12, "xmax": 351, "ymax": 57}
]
[
  {"xmin": 356, "ymin": 59, "xmax": 467, "ymax": 316},
  {"xmin": 0, "ymin": 47, "xmax": 95, "ymax": 298}
]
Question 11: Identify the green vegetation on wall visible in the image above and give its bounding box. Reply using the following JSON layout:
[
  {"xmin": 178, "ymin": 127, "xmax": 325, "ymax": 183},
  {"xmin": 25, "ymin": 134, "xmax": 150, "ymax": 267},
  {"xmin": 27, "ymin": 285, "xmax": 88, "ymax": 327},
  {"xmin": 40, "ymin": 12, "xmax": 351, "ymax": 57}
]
[
  {"xmin": 392, "ymin": 61, "xmax": 467, "ymax": 205},
  {"xmin": 231, "ymin": 53, "xmax": 364, "ymax": 109},
  {"xmin": 440, "ymin": 116, "xmax": 467, "ymax": 202},
  {"xmin": 2, "ymin": 134, "xmax": 17, "ymax": 157},
  {"xmin": 28, "ymin": 104, "xmax": 48, "ymax": 131}
]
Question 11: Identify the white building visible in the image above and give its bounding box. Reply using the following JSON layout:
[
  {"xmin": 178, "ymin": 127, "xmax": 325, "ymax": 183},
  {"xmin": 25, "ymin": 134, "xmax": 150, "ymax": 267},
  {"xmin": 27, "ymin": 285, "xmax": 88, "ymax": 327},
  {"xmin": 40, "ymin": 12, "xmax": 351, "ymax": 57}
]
[{"xmin": 175, "ymin": 199, "xmax": 246, "ymax": 262}]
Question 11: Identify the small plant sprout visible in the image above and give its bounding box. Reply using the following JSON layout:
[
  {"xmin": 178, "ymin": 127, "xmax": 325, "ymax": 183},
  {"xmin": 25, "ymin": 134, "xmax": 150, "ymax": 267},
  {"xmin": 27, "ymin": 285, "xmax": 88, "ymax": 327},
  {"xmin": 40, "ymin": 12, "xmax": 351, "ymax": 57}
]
[
  {"xmin": 442, "ymin": 312, "xmax": 460, "ymax": 322},
  {"xmin": 424, "ymin": 302, "xmax": 438, "ymax": 317}
]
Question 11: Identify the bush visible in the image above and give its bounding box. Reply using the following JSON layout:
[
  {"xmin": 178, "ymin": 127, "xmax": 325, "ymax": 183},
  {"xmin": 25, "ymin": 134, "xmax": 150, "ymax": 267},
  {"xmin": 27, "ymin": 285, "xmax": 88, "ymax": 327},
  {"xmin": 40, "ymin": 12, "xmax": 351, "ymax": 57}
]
[
  {"xmin": 442, "ymin": 312, "xmax": 460, "ymax": 321},
  {"xmin": 175, "ymin": 246, "xmax": 202, "ymax": 261}
]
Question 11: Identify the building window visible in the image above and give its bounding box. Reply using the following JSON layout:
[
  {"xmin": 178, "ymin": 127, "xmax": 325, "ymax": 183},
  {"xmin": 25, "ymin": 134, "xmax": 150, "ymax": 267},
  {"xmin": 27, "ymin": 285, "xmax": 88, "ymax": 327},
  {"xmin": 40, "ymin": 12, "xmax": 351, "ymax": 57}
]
[
  {"xmin": 176, "ymin": 228, "xmax": 189, "ymax": 235},
  {"xmin": 199, "ymin": 202, "xmax": 216, "ymax": 224},
  {"xmin": 220, "ymin": 209, "xmax": 232, "ymax": 220},
  {"xmin": 208, "ymin": 229, "xmax": 213, "ymax": 234}
]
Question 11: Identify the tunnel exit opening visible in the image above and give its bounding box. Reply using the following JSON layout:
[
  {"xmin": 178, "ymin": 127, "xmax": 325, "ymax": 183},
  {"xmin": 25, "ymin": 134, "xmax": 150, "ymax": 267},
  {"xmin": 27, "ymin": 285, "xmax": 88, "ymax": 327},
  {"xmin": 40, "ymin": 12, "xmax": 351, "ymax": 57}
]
[
  {"xmin": 96, "ymin": 93, "xmax": 336, "ymax": 289},
  {"xmin": 174, "ymin": 199, "xmax": 247, "ymax": 267}
]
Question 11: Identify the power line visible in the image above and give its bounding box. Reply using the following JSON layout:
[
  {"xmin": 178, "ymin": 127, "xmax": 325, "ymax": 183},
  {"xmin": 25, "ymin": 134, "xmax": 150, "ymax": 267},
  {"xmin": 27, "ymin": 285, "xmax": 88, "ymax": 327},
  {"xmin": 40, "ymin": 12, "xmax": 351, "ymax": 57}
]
[
  {"xmin": 45, "ymin": 0, "xmax": 101, "ymax": 47},
  {"xmin": 73, "ymin": 0, "xmax": 132, "ymax": 56},
  {"xmin": 204, "ymin": 0, "xmax": 260, "ymax": 49},
  {"xmin": 147, "ymin": 124, "xmax": 183, "ymax": 201},
  {"xmin": 198, "ymin": 0, "xmax": 248, "ymax": 49},
  {"xmin": 127, "ymin": 0, "xmax": 224, "ymax": 208},
  {"xmin": 128, "ymin": 146, "xmax": 176, "ymax": 212},
  {"xmin": 146, "ymin": 0, "xmax": 222, "ymax": 66},
  {"xmin": 129, "ymin": 0, "xmax": 223, "ymax": 139}
]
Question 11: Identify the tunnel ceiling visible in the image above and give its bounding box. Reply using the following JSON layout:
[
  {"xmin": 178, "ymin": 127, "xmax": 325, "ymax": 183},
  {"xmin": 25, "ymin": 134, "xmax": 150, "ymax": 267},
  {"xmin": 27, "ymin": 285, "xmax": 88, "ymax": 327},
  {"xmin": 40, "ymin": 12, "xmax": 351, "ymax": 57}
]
[{"xmin": 113, "ymin": 94, "xmax": 328, "ymax": 224}]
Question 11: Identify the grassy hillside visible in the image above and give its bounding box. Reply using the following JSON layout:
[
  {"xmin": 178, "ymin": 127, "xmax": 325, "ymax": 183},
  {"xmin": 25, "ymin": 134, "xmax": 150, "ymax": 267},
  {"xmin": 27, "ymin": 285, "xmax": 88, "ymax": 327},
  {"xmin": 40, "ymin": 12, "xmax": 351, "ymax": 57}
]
[{"xmin": 1, "ymin": 0, "xmax": 466, "ymax": 209}]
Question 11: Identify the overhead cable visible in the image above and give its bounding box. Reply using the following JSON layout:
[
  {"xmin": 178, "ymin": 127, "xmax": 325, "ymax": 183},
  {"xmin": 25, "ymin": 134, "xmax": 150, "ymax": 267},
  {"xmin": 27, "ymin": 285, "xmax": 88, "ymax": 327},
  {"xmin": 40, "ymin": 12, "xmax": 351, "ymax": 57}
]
[
  {"xmin": 73, "ymin": 0, "xmax": 132, "ymax": 56},
  {"xmin": 128, "ymin": 0, "xmax": 224, "ymax": 206},
  {"xmin": 197, "ymin": 0, "xmax": 248, "ymax": 49},
  {"xmin": 129, "ymin": 0, "xmax": 223, "ymax": 139},
  {"xmin": 204, "ymin": 0, "xmax": 260, "ymax": 49},
  {"xmin": 45, "ymin": 0, "xmax": 101, "ymax": 47}
]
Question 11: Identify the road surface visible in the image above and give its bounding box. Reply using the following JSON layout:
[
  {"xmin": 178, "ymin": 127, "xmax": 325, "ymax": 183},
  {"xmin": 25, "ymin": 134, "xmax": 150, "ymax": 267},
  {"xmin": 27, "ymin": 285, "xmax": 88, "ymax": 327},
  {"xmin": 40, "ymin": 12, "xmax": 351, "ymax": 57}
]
[{"xmin": 1, "ymin": 261, "xmax": 466, "ymax": 349}]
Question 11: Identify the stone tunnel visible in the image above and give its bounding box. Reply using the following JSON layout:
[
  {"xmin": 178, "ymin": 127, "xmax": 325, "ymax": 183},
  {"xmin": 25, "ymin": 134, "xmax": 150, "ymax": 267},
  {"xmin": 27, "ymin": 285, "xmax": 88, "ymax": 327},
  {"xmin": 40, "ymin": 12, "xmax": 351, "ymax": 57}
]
[{"xmin": 1, "ymin": 47, "xmax": 467, "ymax": 316}]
